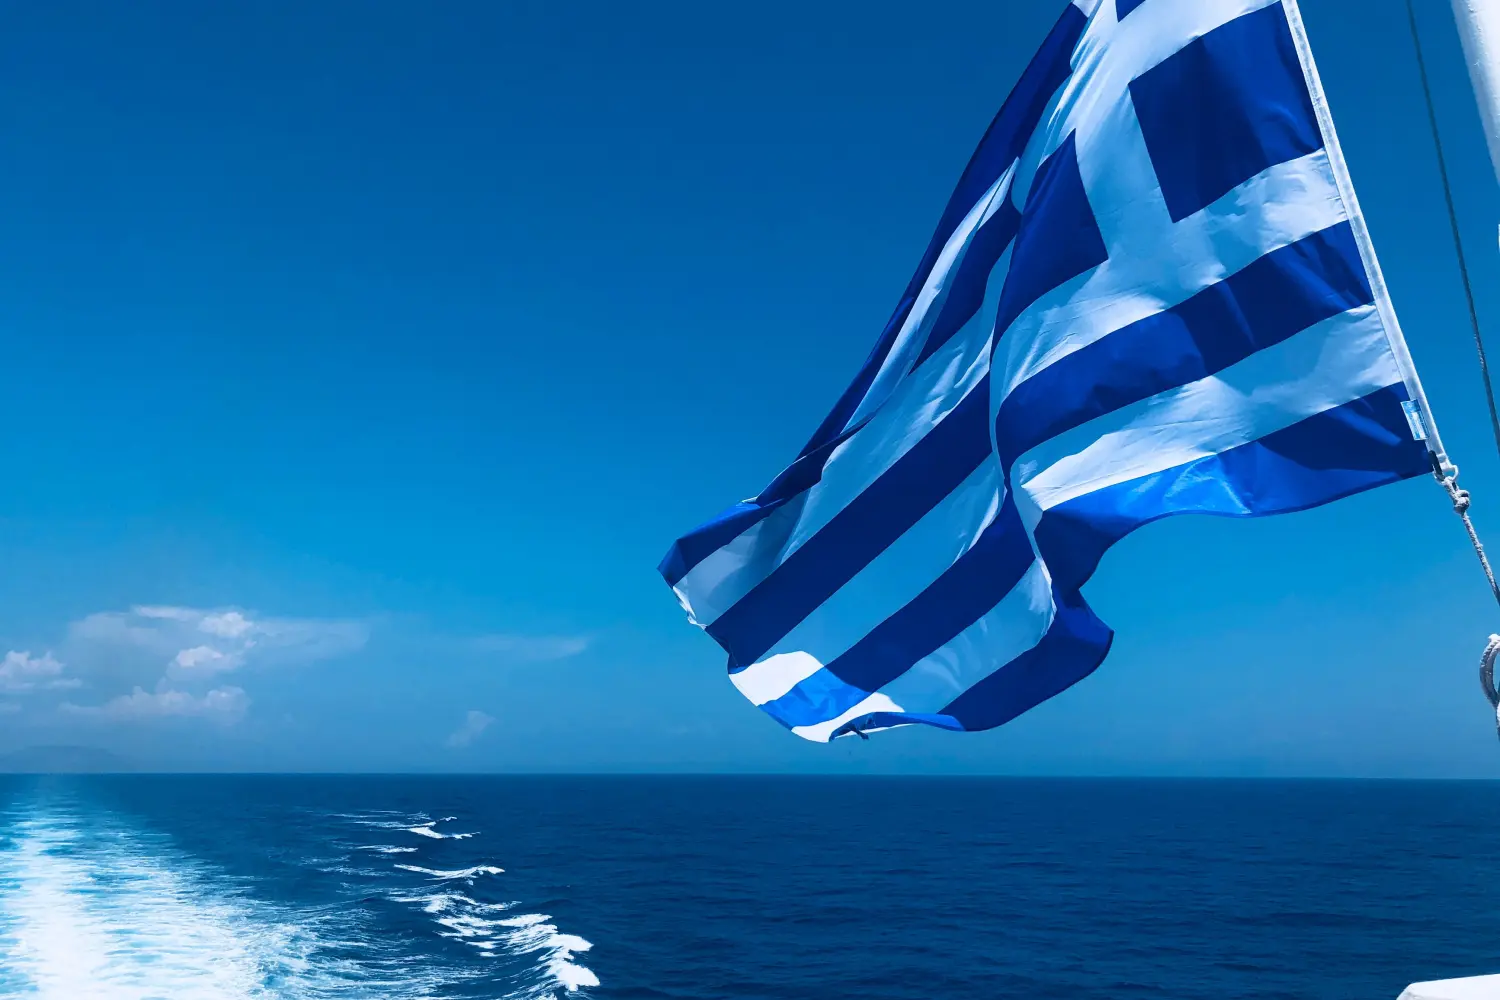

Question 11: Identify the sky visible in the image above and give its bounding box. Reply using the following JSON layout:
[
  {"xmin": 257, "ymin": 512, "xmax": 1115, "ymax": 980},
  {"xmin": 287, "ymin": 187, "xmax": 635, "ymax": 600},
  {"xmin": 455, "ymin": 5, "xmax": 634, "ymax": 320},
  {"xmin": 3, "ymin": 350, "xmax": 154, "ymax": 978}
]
[{"xmin": 1, "ymin": 0, "xmax": 1499, "ymax": 775}]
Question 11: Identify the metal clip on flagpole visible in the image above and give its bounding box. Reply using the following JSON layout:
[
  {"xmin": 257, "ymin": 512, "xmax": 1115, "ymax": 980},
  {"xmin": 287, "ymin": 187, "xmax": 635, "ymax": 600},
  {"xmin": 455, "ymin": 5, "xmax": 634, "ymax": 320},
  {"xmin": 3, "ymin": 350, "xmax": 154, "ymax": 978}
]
[{"xmin": 1410, "ymin": 2, "xmax": 1500, "ymax": 736}]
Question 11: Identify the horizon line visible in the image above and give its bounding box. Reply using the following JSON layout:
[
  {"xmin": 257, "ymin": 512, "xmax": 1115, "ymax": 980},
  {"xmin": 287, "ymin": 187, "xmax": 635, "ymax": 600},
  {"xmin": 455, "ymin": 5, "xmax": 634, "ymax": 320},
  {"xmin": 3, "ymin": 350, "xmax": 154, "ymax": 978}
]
[{"xmin": 1, "ymin": 770, "xmax": 1496, "ymax": 781}]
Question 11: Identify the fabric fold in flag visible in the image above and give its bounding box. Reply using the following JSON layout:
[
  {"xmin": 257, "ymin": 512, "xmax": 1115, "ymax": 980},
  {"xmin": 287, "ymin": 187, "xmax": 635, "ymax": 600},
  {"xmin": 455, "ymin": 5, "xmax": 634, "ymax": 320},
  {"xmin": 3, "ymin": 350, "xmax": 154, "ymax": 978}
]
[{"xmin": 659, "ymin": 0, "xmax": 1443, "ymax": 742}]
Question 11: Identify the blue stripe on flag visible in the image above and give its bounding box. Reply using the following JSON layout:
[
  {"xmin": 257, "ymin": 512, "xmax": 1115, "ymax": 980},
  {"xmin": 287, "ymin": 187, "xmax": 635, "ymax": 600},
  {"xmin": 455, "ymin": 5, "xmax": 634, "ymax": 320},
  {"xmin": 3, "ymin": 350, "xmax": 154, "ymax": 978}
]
[
  {"xmin": 993, "ymin": 133, "xmax": 1108, "ymax": 341},
  {"xmin": 1033, "ymin": 384, "xmax": 1429, "ymax": 592},
  {"xmin": 840, "ymin": 711, "xmax": 967, "ymax": 737},
  {"xmin": 659, "ymin": 500, "xmax": 785, "ymax": 590},
  {"xmin": 705, "ymin": 380, "xmax": 993, "ymax": 668},
  {"xmin": 820, "ymin": 496, "xmax": 1034, "ymax": 696},
  {"xmin": 911, "ymin": 200, "xmax": 1022, "ymax": 369},
  {"xmin": 659, "ymin": 430, "xmax": 853, "ymax": 587},
  {"xmin": 756, "ymin": 496, "xmax": 1035, "ymax": 729},
  {"xmin": 994, "ymin": 222, "xmax": 1373, "ymax": 463},
  {"xmin": 758, "ymin": 667, "xmax": 868, "ymax": 731},
  {"xmin": 804, "ymin": 385, "xmax": 1427, "ymax": 741},
  {"xmin": 797, "ymin": 5, "xmax": 1087, "ymax": 457},
  {"xmin": 1131, "ymin": 2, "xmax": 1323, "ymax": 222},
  {"xmin": 933, "ymin": 589, "xmax": 1113, "ymax": 735},
  {"xmin": 659, "ymin": 6, "xmax": 1084, "ymax": 590}
]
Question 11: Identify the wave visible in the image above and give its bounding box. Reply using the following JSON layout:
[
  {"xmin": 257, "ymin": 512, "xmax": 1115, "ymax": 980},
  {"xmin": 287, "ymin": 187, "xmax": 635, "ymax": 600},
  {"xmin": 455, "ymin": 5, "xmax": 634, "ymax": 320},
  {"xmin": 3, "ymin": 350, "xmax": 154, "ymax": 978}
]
[
  {"xmin": 357, "ymin": 845, "xmax": 418, "ymax": 854},
  {"xmin": 497, "ymin": 913, "xmax": 600, "ymax": 993},
  {"xmin": 388, "ymin": 891, "xmax": 598, "ymax": 994},
  {"xmin": 405, "ymin": 823, "xmax": 477, "ymax": 841},
  {"xmin": 390, "ymin": 890, "xmax": 489, "ymax": 914},
  {"xmin": 337, "ymin": 812, "xmax": 480, "ymax": 842},
  {"xmin": 334, "ymin": 811, "xmax": 419, "ymax": 829},
  {"xmin": 394, "ymin": 863, "xmax": 505, "ymax": 880}
]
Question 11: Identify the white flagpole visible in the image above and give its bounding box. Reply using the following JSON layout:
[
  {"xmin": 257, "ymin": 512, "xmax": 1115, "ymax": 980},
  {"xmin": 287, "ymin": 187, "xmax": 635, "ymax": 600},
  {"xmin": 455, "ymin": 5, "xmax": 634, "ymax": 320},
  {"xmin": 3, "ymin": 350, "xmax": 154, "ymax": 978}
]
[{"xmin": 1452, "ymin": 0, "xmax": 1500, "ymax": 193}]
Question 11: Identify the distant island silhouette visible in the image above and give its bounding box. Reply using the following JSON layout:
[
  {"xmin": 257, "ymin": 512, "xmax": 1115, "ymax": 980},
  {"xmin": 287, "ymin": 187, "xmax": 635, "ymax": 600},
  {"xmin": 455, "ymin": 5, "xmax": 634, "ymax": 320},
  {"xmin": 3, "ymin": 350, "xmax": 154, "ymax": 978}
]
[{"xmin": 0, "ymin": 745, "xmax": 134, "ymax": 773}]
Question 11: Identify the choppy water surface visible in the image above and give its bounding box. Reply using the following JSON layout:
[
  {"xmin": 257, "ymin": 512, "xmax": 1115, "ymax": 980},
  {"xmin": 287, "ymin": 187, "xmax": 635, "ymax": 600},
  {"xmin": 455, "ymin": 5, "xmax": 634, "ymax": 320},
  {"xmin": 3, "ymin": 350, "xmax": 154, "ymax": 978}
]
[{"xmin": 0, "ymin": 776, "xmax": 1498, "ymax": 998}]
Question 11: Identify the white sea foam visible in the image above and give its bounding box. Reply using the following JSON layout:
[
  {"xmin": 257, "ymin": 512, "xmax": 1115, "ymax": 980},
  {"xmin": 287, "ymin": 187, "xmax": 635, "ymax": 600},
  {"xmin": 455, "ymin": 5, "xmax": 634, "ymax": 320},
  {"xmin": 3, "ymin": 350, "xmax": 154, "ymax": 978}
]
[
  {"xmin": 357, "ymin": 845, "xmax": 418, "ymax": 854},
  {"xmin": 390, "ymin": 890, "xmax": 494, "ymax": 914},
  {"xmin": 0, "ymin": 810, "xmax": 324, "ymax": 999},
  {"xmin": 498, "ymin": 913, "xmax": 600, "ymax": 993},
  {"xmin": 393, "ymin": 896, "xmax": 599, "ymax": 994},
  {"xmin": 404, "ymin": 823, "xmax": 478, "ymax": 841},
  {"xmin": 387, "ymin": 855, "xmax": 599, "ymax": 995},
  {"xmin": 0, "ymin": 800, "xmax": 602, "ymax": 998},
  {"xmin": 553, "ymin": 957, "xmax": 602, "ymax": 993},
  {"xmin": 394, "ymin": 863, "xmax": 505, "ymax": 880},
  {"xmin": 343, "ymin": 805, "xmax": 600, "ymax": 993},
  {"xmin": 339, "ymin": 812, "xmax": 479, "ymax": 842},
  {"xmin": 337, "ymin": 811, "xmax": 419, "ymax": 829}
]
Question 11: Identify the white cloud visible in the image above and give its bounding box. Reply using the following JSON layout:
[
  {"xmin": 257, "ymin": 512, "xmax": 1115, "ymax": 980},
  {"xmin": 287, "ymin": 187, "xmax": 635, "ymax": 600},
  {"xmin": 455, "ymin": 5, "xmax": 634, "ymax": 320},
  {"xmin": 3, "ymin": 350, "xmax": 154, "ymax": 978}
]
[
  {"xmin": 72, "ymin": 605, "xmax": 368, "ymax": 679},
  {"xmin": 471, "ymin": 634, "xmax": 589, "ymax": 662},
  {"xmin": 199, "ymin": 611, "xmax": 254, "ymax": 639},
  {"xmin": 172, "ymin": 645, "xmax": 241, "ymax": 673},
  {"xmin": 64, "ymin": 686, "xmax": 248, "ymax": 724},
  {"xmin": 446, "ymin": 710, "xmax": 495, "ymax": 748},
  {"xmin": 133, "ymin": 606, "xmax": 200, "ymax": 623},
  {"xmin": 0, "ymin": 651, "xmax": 81, "ymax": 693},
  {"xmin": 51, "ymin": 605, "xmax": 368, "ymax": 726}
]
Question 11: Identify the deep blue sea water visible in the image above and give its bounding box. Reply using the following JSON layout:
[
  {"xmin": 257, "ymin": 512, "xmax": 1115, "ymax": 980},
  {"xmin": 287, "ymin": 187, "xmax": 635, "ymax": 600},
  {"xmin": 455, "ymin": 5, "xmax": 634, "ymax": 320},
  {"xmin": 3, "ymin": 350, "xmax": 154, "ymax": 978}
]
[{"xmin": 0, "ymin": 777, "xmax": 1498, "ymax": 999}]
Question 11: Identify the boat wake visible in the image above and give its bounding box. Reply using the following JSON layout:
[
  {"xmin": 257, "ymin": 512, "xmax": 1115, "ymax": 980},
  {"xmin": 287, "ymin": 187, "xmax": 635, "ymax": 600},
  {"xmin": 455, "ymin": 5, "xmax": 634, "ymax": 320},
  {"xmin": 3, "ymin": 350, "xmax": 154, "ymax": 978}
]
[
  {"xmin": 0, "ymin": 796, "xmax": 600, "ymax": 998},
  {"xmin": 390, "ymin": 888, "xmax": 599, "ymax": 994},
  {"xmin": 343, "ymin": 808, "xmax": 599, "ymax": 996},
  {"xmin": 0, "ymin": 808, "xmax": 333, "ymax": 999}
]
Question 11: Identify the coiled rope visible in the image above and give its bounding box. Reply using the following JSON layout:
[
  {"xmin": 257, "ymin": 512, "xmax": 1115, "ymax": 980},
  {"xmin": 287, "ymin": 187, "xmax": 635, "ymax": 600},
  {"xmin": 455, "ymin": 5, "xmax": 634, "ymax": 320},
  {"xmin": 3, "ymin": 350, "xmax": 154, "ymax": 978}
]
[
  {"xmin": 1442, "ymin": 476, "xmax": 1500, "ymax": 736},
  {"xmin": 1481, "ymin": 634, "xmax": 1500, "ymax": 736}
]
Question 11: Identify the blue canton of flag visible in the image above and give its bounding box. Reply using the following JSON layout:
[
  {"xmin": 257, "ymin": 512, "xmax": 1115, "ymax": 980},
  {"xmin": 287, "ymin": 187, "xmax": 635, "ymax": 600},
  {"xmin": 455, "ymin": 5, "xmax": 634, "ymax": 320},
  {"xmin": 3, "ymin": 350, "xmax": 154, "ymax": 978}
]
[{"xmin": 659, "ymin": 0, "xmax": 1447, "ymax": 742}]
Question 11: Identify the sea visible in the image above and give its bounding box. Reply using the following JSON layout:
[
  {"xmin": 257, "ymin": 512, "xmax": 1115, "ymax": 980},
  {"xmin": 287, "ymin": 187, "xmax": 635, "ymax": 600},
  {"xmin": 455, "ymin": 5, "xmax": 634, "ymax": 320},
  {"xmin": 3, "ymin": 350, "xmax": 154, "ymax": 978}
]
[{"xmin": 0, "ymin": 776, "xmax": 1497, "ymax": 1000}]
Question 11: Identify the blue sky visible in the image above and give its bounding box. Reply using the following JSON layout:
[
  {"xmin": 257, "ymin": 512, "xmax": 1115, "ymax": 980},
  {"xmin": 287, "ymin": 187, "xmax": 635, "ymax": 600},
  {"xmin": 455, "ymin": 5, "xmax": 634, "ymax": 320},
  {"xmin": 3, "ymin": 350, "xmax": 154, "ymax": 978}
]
[{"xmin": 0, "ymin": 0, "xmax": 1498, "ymax": 774}]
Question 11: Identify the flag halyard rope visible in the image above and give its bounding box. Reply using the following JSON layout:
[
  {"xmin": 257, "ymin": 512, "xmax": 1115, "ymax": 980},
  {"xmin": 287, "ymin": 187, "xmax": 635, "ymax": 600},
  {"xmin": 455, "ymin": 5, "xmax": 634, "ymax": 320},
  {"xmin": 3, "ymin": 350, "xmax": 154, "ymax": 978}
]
[{"xmin": 1407, "ymin": 0, "xmax": 1500, "ymax": 735}]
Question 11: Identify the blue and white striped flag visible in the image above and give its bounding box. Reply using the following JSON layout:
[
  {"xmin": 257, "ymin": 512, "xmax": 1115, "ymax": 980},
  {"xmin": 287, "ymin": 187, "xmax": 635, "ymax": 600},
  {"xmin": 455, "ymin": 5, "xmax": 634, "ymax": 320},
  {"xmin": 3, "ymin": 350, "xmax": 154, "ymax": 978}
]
[{"xmin": 660, "ymin": 0, "xmax": 1446, "ymax": 742}]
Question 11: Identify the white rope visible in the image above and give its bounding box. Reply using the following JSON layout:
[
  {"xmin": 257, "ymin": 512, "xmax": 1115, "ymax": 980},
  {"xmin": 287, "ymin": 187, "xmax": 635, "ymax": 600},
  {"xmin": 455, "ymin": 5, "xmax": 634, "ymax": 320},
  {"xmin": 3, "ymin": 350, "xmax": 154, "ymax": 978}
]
[
  {"xmin": 1403, "ymin": 8, "xmax": 1500, "ymax": 741},
  {"xmin": 1482, "ymin": 634, "xmax": 1500, "ymax": 738},
  {"xmin": 1441, "ymin": 474, "xmax": 1500, "ymax": 602},
  {"xmin": 1439, "ymin": 472, "xmax": 1500, "ymax": 738}
]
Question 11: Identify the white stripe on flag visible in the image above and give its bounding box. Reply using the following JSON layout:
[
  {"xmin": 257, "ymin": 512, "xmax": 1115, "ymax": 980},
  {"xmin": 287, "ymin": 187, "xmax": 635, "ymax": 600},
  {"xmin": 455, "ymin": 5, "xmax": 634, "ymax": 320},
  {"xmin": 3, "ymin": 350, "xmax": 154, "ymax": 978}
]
[
  {"xmin": 874, "ymin": 559, "xmax": 1056, "ymax": 714},
  {"xmin": 730, "ymin": 651, "xmax": 823, "ymax": 707},
  {"xmin": 1014, "ymin": 0, "xmax": 1282, "ymax": 208},
  {"xmin": 743, "ymin": 522, "xmax": 1054, "ymax": 735},
  {"xmin": 996, "ymin": 150, "xmax": 1346, "ymax": 404},
  {"xmin": 732, "ymin": 458, "xmax": 1004, "ymax": 704},
  {"xmin": 792, "ymin": 693, "xmax": 907, "ymax": 743},
  {"xmin": 843, "ymin": 165, "xmax": 1015, "ymax": 433},
  {"xmin": 672, "ymin": 282, "xmax": 996, "ymax": 627},
  {"xmin": 1013, "ymin": 303, "xmax": 1399, "ymax": 513}
]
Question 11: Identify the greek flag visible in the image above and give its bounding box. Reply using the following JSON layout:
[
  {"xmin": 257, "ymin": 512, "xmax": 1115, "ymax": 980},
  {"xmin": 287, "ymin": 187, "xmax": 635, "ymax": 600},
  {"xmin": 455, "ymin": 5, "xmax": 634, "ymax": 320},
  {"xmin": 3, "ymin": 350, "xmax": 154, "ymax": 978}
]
[{"xmin": 659, "ymin": 0, "xmax": 1445, "ymax": 742}]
